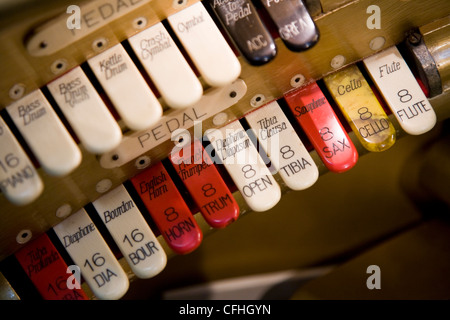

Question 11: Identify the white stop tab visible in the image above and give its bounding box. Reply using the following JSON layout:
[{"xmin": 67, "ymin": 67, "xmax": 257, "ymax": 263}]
[
  {"xmin": 47, "ymin": 66, "xmax": 122, "ymax": 154},
  {"xmin": 0, "ymin": 117, "xmax": 44, "ymax": 205},
  {"xmin": 128, "ymin": 22, "xmax": 203, "ymax": 109},
  {"xmin": 206, "ymin": 120, "xmax": 281, "ymax": 212},
  {"xmin": 53, "ymin": 208, "xmax": 129, "ymax": 300},
  {"xmin": 363, "ymin": 46, "xmax": 436, "ymax": 135},
  {"xmin": 92, "ymin": 184, "xmax": 167, "ymax": 279},
  {"xmin": 87, "ymin": 43, "xmax": 163, "ymax": 130},
  {"xmin": 167, "ymin": 2, "xmax": 241, "ymax": 87},
  {"xmin": 245, "ymin": 101, "xmax": 319, "ymax": 190},
  {"xmin": 6, "ymin": 90, "xmax": 81, "ymax": 176}
]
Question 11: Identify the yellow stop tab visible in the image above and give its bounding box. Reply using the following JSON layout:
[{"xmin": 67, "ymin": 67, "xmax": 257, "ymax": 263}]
[{"xmin": 323, "ymin": 65, "xmax": 396, "ymax": 152}]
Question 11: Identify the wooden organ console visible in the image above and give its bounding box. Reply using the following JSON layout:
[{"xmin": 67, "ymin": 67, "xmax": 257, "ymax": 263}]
[{"xmin": 0, "ymin": 0, "xmax": 449, "ymax": 300}]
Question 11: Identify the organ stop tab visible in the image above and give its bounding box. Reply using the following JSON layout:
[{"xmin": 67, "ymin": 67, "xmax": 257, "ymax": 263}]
[
  {"xmin": 92, "ymin": 184, "xmax": 167, "ymax": 279},
  {"xmin": 53, "ymin": 208, "xmax": 129, "ymax": 300},
  {"xmin": 245, "ymin": 100, "xmax": 319, "ymax": 190},
  {"xmin": 285, "ymin": 82, "xmax": 359, "ymax": 173},
  {"xmin": 169, "ymin": 138, "xmax": 240, "ymax": 229},
  {"xmin": 363, "ymin": 46, "xmax": 437, "ymax": 135},
  {"xmin": 323, "ymin": 64, "xmax": 397, "ymax": 152},
  {"xmin": 15, "ymin": 233, "xmax": 88, "ymax": 300},
  {"xmin": 131, "ymin": 162, "xmax": 203, "ymax": 255},
  {"xmin": 205, "ymin": 120, "xmax": 281, "ymax": 212}
]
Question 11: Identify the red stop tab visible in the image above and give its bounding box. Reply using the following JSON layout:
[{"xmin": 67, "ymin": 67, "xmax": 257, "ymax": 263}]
[
  {"xmin": 169, "ymin": 139, "xmax": 240, "ymax": 229},
  {"xmin": 284, "ymin": 82, "xmax": 358, "ymax": 173},
  {"xmin": 15, "ymin": 233, "xmax": 88, "ymax": 300},
  {"xmin": 131, "ymin": 161, "xmax": 203, "ymax": 255}
]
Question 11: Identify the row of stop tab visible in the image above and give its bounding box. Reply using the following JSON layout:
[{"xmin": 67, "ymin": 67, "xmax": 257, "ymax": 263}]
[
  {"xmin": 0, "ymin": 2, "xmax": 246, "ymax": 206},
  {"xmin": 11, "ymin": 106, "xmax": 312, "ymax": 300},
  {"xmin": 12, "ymin": 142, "xmax": 241, "ymax": 300},
  {"xmin": 0, "ymin": 37, "xmax": 437, "ymax": 210},
  {"xmin": 0, "ymin": 0, "xmax": 324, "ymax": 207},
  {"xmin": 0, "ymin": 0, "xmax": 321, "ymax": 208},
  {"xmin": 0, "ymin": 0, "xmax": 320, "ymax": 207},
  {"xmin": 11, "ymin": 42, "xmax": 437, "ymax": 299}
]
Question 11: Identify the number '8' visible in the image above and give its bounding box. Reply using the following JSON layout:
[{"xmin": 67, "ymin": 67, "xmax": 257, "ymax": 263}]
[{"xmin": 398, "ymin": 89, "xmax": 412, "ymax": 103}]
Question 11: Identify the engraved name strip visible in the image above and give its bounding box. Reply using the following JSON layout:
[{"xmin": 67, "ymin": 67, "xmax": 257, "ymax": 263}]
[
  {"xmin": 6, "ymin": 90, "xmax": 82, "ymax": 176},
  {"xmin": 209, "ymin": 0, "xmax": 277, "ymax": 65},
  {"xmin": 323, "ymin": 64, "xmax": 397, "ymax": 152},
  {"xmin": 363, "ymin": 46, "xmax": 437, "ymax": 135},
  {"xmin": 128, "ymin": 22, "xmax": 203, "ymax": 109},
  {"xmin": 92, "ymin": 184, "xmax": 167, "ymax": 279},
  {"xmin": 26, "ymin": 0, "xmax": 153, "ymax": 56},
  {"xmin": 206, "ymin": 120, "xmax": 281, "ymax": 212},
  {"xmin": 15, "ymin": 233, "xmax": 88, "ymax": 300},
  {"xmin": 131, "ymin": 162, "xmax": 203, "ymax": 255},
  {"xmin": 0, "ymin": 116, "xmax": 43, "ymax": 205},
  {"xmin": 88, "ymin": 43, "xmax": 163, "ymax": 130},
  {"xmin": 53, "ymin": 208, "xmax": 129, "ymax": 300},
  {"xmin": 47, "ymin": 66, "xmax": 122, "ymax": 154},
  {"xmin": 99, "ymin": 79, "xmax": 247, "ymax": 169},
  {"xmin": 169, "ymin": 139, "xmax": 240, "ymax": 229},
  {"xmin": 285, "ymin": 82, "xmax": 358, "ymax": 173},
  {"xmin": 245, "ymin": 101, "xmax": 319, "ymax": 190},
  {"xmin": 167, "ymin": 2, "xmax": 241, "ymax": 87}
]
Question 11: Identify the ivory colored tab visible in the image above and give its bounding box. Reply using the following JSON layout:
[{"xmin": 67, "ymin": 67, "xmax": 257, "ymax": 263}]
[
  {"xmin": 323, "ymin": 64, "xmax": 396, "ymax": 152},
  {"xmin": 15, "ymin": 233, "xmax": 88, "ymax": 300},
  {"xmin": 284, "ymin": 82, "xmax": 358, "ymax": 173},
  {"xmin": 167, "ymin": 2, "xmax": 241, "ymax": 87},
  {"xmin": 205, "ymin": 120, "xmax": 281, "ymax": 212},
  {"xmin": 92, "ymin": 185, "xmax": 167, "ymax": 279},
  {"xmin": 128, "ymin": 22, "xmax": 203, "ymax": 109},
  {"xmin": 130, "ymin": 162, "xmax": 203, "ymax": 255},
  {"xmin": 6, "ymin": 90, "xmax": 81, "ymax": 176},
  {"xmin": 363, "ymin": 46, "xmax": 436, "ymax": 135},
  {"xmin": 169, "ymin": 139, "xmax": 240, "ymax": 229},
  {"xmin": 53, "ymin": 208, "xmax": 129, "ymax": 300},
  {"xmin": 0, "ymin": 117, "xmax": 43, "ymax": 205},
  {"xmin": 245, "ymin": 101, "xmax": 319, "ymax": 190},
  {"xmin": 87, "ymin": 43, "xmax": 163, "ymax": 130},
  {"xmin": 47, "ymin": 66, "xmax": 122, "ymax": 154}
]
